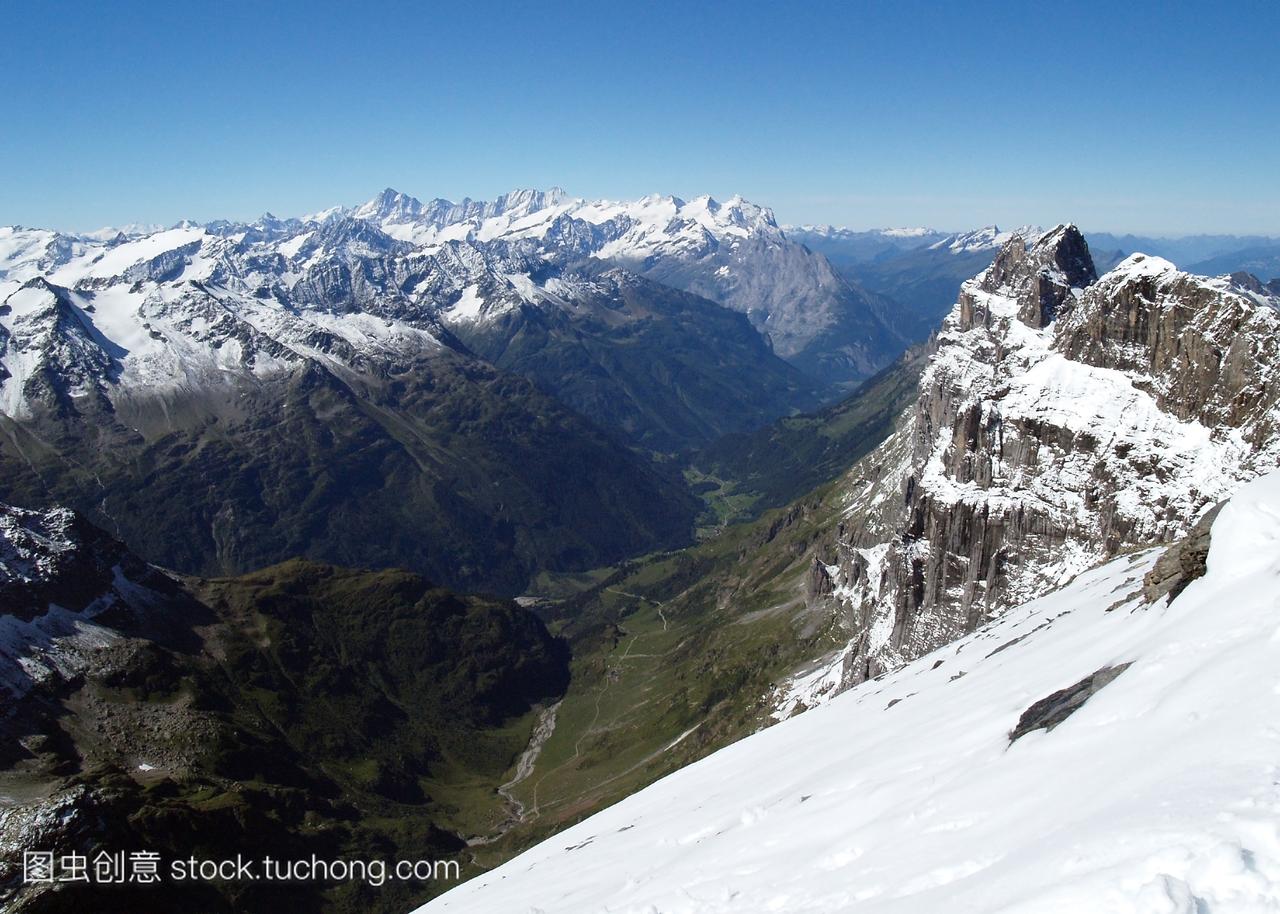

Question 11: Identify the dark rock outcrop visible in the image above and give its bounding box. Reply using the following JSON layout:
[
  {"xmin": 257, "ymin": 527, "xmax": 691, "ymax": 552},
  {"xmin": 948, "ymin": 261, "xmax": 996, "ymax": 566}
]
[
  {"xmin": 1008, "ymin": 663, "xmax": 1132, "ymax": 743},
  {"xmin": 1142, "ymin": 502, "xmax": 1224, "ymax": 605}
]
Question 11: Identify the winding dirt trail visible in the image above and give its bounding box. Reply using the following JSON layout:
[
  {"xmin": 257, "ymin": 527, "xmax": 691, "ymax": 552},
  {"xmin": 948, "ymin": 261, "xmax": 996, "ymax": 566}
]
[{"xmin": 605, "ymin": 587, "xmax": 669, "ymax": 630}]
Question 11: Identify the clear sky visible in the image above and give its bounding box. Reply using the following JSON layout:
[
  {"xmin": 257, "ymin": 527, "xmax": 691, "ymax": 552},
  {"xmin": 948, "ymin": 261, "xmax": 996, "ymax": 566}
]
[{"xmin": 3, "ymin": 0, "xmax": 1277, "ymax": 234}]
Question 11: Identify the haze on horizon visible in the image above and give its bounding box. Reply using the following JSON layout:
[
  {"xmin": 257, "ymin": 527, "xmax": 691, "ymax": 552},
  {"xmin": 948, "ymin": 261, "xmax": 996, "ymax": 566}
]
[{"xmin": 3, "ymin": 0, "xmax": 1277, "ymax": 236}]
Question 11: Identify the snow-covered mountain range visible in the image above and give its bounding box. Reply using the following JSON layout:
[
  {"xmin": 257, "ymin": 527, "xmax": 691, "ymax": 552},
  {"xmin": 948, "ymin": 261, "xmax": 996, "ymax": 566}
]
[
  {"xmin": 0, "ymin": 187, "xmax": 920, "ymax": 591},
  {"xmin": 5, "ymin": 196, "xmax": 796, "ymax": 592},
  {"xmin": 420, "ymin": 469, "xmax": 1280, "ymax": 914},
  {"xmin": 0, "ymin": 188, "xmax": 904, "ymax": 432},
  {"xmin": 785, "ymin": 223, "xmax": 1040, "ymax": 261},
  {"xmin": 346, "ymin": 187, "xmax": 902, "ymax": 381},
  {"xmin": 5, "ymin": 194, "xmax": 1280, "ymax": 913}
]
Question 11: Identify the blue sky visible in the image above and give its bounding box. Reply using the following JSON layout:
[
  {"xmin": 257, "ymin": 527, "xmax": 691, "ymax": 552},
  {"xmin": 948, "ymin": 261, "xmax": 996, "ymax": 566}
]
[{"xmin": 3, "ymin": 0, "xmax": 1277, "ymax": 234}]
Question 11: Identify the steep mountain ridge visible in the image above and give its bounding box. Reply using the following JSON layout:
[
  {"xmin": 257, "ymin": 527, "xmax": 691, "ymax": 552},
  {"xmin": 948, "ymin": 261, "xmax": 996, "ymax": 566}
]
[{"xmin": 799, "ymin": 226, "xmax": 1280, "ymax": 688}]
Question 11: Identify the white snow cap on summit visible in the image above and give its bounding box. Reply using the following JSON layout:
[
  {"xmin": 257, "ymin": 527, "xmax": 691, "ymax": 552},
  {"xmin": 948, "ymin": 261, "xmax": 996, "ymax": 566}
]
[
  {"xmin": 340, "ymin": 187, "xmax": 783, "ymax": 252},
  {"xmin": 1107, "ymin": 251, "xmax": 1180, "ymax": 279}
]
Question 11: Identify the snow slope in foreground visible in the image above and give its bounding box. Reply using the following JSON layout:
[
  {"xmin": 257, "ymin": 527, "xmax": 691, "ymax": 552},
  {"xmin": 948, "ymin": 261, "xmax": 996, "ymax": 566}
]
[{"xmin": 418, "ymin": 474, "xmax": 1280, "ymax": 914}]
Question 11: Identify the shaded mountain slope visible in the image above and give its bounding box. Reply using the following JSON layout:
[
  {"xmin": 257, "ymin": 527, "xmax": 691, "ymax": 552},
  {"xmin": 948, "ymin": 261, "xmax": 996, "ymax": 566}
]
[
  {"xmin": 0, "ymin": 504, "xmax": 569, "ymax": 914},
  {"xmin": 446, "ymin": 267, "xmax": 818, "ymax": 452},
  {"xmin": 688, "ymin": 345, "xmax": 927, "ymax": 522},
  {"xmin": 0, "ymin": 277, "xmax": 698, "ymax": 595}
]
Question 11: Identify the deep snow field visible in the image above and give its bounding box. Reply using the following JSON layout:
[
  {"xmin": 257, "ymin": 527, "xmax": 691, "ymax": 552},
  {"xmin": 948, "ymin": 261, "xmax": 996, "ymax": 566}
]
[{"xmin": 419, "ymin": 473, "xmax": 1280, "ymax": 914}]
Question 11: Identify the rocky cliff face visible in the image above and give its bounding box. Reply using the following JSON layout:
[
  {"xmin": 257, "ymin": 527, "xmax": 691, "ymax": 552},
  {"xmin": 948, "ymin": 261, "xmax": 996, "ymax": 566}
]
[
  {"xmin": 623, "ymin": 219, "xmax": 903, "ymax": 385},
  {"xmin": 802, "ymin": 227, "xmax": 1280, "ymax": 688},
  {"xmin": 0, "ymin": 503, "xmax": 155, "ymax": 623}
]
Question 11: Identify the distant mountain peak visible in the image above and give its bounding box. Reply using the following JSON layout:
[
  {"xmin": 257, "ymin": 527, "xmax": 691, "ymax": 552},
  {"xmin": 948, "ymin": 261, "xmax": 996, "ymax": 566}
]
[
  {"xmin": 492, "ymin": 187, "xmax": 569, "ymax": 212},
  {"xmin": 930, "ymin": 223, "xmax": 1044, "ymax": 255},
  {"xmin": 354, "ymin": 187, "xmax": 426, "ymax": 222}
]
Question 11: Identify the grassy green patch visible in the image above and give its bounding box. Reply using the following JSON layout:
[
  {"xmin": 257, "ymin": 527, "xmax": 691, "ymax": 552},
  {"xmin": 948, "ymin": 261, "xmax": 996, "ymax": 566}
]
[{"xmin": 495, "ymin": 479, "xmax": 854, "ymax": 845}]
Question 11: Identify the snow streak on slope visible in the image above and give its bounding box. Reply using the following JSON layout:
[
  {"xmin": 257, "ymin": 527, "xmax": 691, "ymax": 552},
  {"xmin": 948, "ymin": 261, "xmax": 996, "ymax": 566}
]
[{"xmin": 418, "ymin": 471, "xmax": 1280, "ymax": 914}]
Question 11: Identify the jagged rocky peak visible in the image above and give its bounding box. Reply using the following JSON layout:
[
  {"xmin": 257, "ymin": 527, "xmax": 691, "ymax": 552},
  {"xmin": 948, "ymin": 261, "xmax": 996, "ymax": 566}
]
[
  {"xmin": 1056, "ymin": 253, "xmax": 1280, "ymax": 438},
  {"xmin": 354, "ymin": 186, "xmax": 427, "ymax": 222},
  {"xmin": 1, "ymin": 278, "xmax": 119, "ymax": 415},
  {"xmin": 794, "ymin": 226, "xmax": 1280, "ymax": 692},
  {"xmin": 490, "ymin": 186, "xmax": 568, "ymax": 217},
  {"xmin": 692, "ymin": 193, "xmax": 779, "ymax": 233},
  {"xmin": 310, "ymin": 211, "xmax": 404, "ymax": 255},
  {"xmin": 354, "ymin": 186, "xmax": 571, "ymax": 228},
  {"xmin": 963, "ymin": 224, "xmax": 1096, "ymax": 329}
]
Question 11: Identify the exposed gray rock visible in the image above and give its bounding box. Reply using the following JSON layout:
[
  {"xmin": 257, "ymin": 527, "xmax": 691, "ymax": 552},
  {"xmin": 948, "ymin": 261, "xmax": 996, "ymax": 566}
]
[
  {"xmin": 1008, "ymin": 663, "xmax": 1132, "ymax": 743},
  {"xmin": 792, "ymin": 229, "xmax": 1280, "ymax": 691},
  {"xmin": 1142, "ymin": 502, "xmax": 1224, "ymax": 605},
  {"xmin": 628, "ymin": 227, "xmax": 904, "ymax": 385}
]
